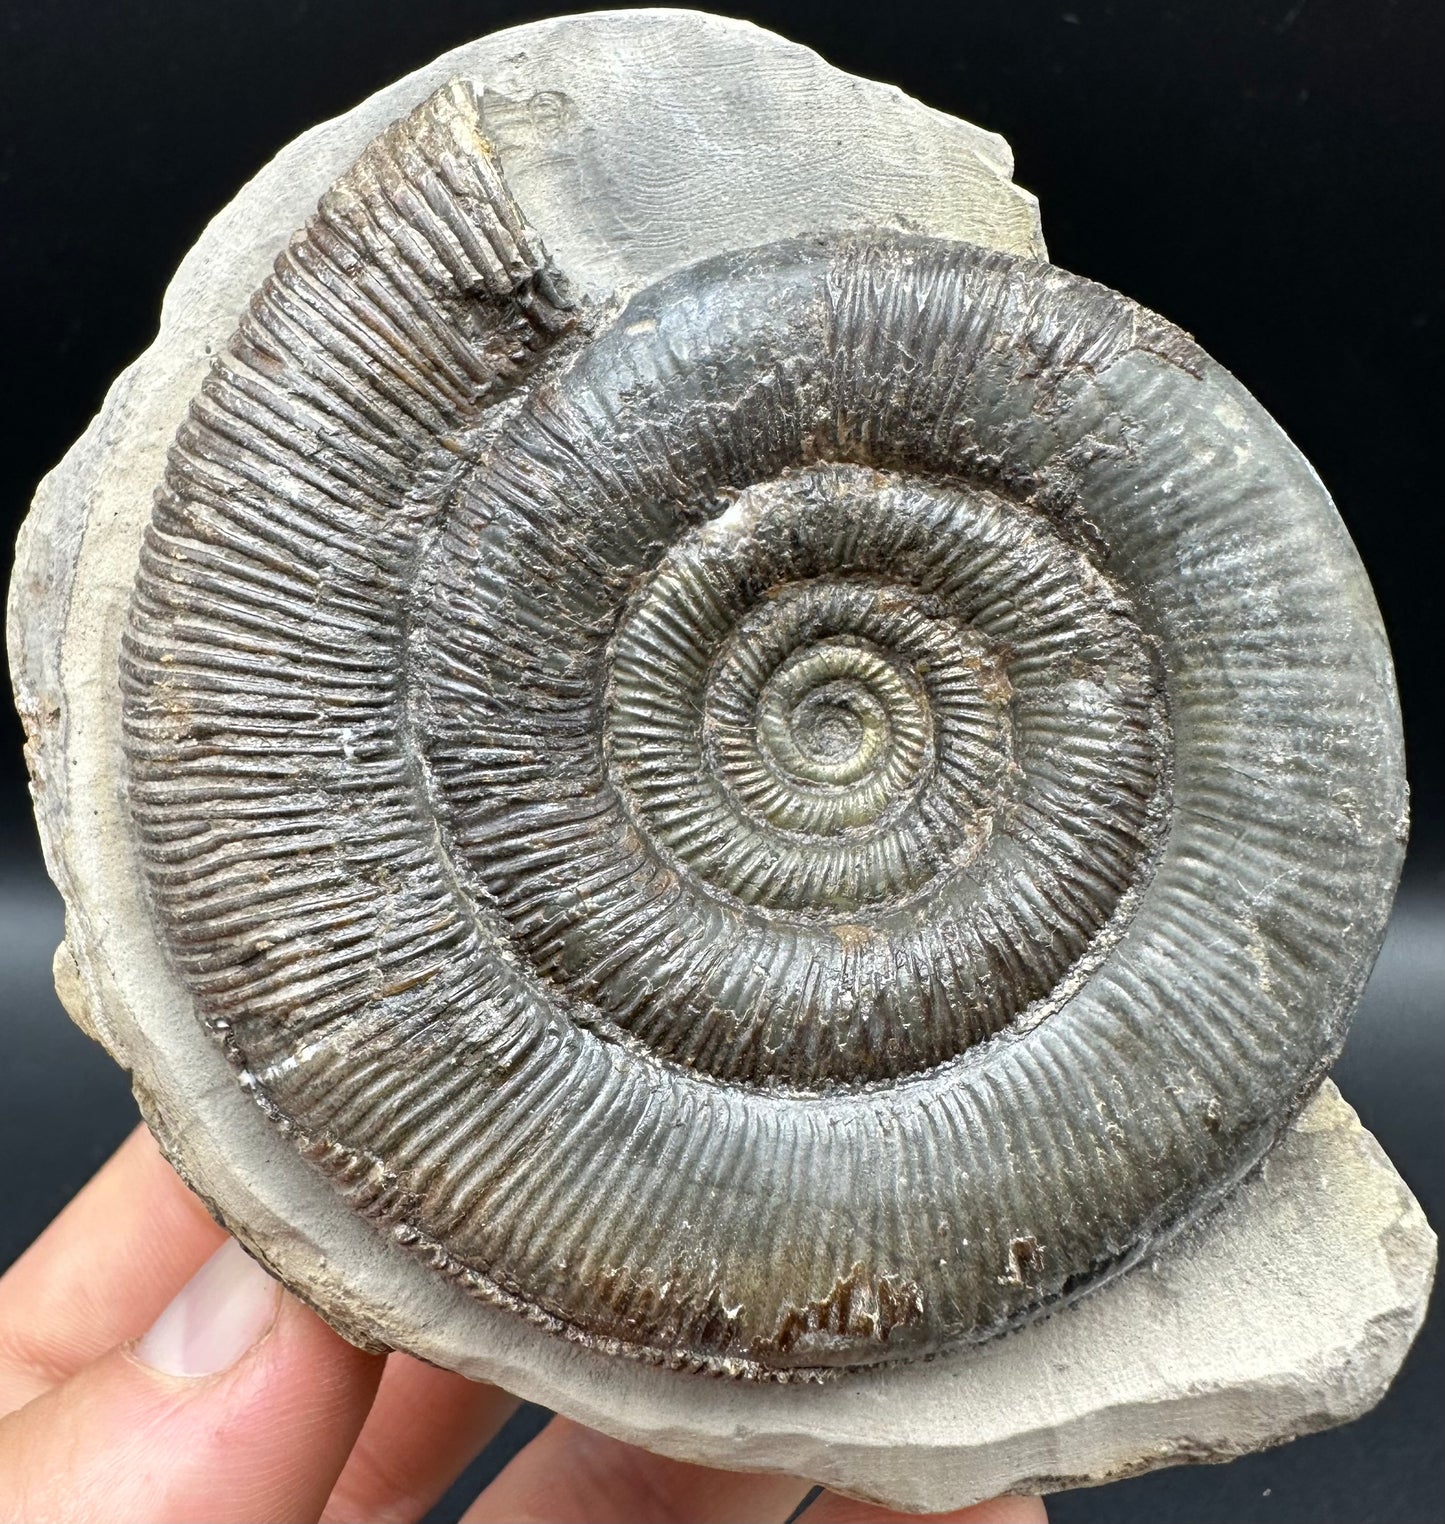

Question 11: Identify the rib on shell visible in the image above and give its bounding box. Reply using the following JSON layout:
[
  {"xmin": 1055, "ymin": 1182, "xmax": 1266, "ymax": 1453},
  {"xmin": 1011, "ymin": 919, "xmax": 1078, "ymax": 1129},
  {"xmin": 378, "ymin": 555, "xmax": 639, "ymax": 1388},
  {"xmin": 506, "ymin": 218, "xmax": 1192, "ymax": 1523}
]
[{"xmin": 118, "ymin": 80, "xmax": 1405, "ymax": 1378}]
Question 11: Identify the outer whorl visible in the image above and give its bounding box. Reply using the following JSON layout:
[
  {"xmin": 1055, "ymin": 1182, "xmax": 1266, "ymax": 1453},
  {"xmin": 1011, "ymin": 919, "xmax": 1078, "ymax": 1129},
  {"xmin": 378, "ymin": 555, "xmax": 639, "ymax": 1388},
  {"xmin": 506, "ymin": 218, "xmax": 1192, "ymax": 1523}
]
[{"xmin": 120, "ymin": 81, "xmax": 1405, "ymax": 1377}]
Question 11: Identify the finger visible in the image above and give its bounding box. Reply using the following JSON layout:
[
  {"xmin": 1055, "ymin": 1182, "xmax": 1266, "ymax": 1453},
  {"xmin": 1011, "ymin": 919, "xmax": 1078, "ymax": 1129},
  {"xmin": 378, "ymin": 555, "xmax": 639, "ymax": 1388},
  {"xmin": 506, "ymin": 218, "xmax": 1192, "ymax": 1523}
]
[
  {"xmin": 461, "ymin": 1416, "xmax": 813, "ymax": 1524},
  {"xmin": 321, "ymin": 1355, "xmax": 517, "ymax": 1523},
  {"xmin": 801, "ymin": 1489, "xmax": 1048, "ymax": 1523},
  {"xmin": 0, "ymin": 1124, "xmax": 224, "ymax": 1413},
  {"xmin": 0, "ymin": 1238, "xmax": 383, "ymax": 1524}
]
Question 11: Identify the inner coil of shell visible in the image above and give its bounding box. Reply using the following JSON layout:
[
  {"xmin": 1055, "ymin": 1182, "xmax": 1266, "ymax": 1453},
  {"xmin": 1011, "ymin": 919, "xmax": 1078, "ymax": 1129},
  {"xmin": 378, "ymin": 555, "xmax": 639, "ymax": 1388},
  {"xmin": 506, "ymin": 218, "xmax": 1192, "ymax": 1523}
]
[{"xmin": 120, "ymin": 82, "xmax": 1406, "ymax": 1377}]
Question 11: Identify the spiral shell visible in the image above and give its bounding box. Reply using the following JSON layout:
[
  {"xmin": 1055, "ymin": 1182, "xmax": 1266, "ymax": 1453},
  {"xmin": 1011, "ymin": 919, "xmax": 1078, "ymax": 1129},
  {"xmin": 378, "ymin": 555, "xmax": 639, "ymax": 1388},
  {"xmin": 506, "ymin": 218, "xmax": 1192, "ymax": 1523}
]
[{"xmin": 119, "ymin": 81, "xmax": 1405, "ymax": 1377}]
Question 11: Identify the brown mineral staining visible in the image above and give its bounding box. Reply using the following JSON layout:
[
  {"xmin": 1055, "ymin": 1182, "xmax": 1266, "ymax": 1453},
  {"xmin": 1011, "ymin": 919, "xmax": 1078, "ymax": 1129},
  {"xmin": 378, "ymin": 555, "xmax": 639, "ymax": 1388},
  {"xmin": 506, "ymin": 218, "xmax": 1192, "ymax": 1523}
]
[
  {"xmin": 1004, "ymin": 1236, "xmax": 1044, "ymax": 1287},
  {"xmin": 769, "ymin": 1268, "xmax": 925, "ymax": 1358}
]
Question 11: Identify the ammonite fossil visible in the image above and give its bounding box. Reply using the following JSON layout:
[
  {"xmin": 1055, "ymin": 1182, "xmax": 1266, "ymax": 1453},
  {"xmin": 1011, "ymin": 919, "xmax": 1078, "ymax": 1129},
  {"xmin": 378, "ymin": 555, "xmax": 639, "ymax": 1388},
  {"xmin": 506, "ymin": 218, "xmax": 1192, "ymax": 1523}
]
[
  {"xmin": 13, "ymin": 13, "xmax": 1424, "ymax": 1500},
  {"xmin": 106, "ymin": 72, "xmax": 1404, "ymax": 1382}
]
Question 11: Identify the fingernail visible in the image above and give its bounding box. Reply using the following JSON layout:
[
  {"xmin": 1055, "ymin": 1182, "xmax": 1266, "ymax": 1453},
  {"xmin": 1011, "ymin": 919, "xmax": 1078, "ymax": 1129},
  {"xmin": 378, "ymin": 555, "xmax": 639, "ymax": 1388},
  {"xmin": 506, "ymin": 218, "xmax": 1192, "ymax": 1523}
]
[{"xmin": 136, "ymin": 1238, "xmax": 281, "ymax": 1377}]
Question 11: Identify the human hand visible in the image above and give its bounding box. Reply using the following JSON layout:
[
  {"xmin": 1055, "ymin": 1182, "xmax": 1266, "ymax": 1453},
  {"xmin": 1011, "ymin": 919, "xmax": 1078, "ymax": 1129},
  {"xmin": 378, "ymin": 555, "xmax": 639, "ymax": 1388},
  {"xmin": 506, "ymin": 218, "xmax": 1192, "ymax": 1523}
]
[{"xmin": 0, "ymin": 1127, "xmax": 1048, "ymax": 1524}]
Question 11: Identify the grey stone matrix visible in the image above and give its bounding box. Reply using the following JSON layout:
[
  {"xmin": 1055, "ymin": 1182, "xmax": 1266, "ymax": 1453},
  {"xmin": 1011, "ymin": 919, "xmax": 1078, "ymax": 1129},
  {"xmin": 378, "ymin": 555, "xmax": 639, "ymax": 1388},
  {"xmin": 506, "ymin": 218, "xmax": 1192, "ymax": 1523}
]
[{"xmin": 8, "ymin": 12, "xmax": 1428, "ymax": 1507}]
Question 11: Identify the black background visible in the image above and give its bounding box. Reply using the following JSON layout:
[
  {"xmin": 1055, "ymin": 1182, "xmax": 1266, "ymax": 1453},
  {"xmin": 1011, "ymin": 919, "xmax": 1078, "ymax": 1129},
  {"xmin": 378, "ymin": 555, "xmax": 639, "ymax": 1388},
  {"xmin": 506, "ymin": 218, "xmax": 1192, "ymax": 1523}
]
[{"xmin": 1, "ymin": 3, "xmax": 1440, "ymax": 1522}]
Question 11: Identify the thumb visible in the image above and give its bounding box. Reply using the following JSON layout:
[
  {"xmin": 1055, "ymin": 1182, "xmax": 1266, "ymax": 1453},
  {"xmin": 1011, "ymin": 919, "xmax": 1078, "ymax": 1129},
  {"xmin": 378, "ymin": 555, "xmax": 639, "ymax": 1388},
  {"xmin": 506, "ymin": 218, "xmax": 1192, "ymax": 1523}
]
[{"xmin": 0, "ymin": 1239, "xmax": 382, "ymax": 1524}]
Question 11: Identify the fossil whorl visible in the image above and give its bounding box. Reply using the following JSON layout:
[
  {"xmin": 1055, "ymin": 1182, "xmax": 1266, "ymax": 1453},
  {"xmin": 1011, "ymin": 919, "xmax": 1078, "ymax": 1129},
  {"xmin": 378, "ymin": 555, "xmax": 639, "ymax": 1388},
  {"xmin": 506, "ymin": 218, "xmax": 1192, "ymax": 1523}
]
[{"xmin": 119, "ymin": 81, "xmax": 1405, "ymax": 1377}]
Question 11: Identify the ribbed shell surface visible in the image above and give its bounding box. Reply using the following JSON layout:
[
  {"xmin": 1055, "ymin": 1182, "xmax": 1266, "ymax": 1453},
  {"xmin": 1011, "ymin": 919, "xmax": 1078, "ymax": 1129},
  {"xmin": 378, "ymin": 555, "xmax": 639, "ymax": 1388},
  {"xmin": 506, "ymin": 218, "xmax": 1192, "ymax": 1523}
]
[{"xmin": 120, "ymin": 82, "xmax": 1406, "ymax": 1377}]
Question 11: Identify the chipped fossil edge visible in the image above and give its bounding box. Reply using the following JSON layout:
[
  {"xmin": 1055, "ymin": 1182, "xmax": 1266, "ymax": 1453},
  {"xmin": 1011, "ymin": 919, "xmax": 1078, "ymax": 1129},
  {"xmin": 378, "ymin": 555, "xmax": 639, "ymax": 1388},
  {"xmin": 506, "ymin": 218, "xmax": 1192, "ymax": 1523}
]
[{"xmin": 6, "ymin": 9, "xmax": 1435, "ymax": 1511}]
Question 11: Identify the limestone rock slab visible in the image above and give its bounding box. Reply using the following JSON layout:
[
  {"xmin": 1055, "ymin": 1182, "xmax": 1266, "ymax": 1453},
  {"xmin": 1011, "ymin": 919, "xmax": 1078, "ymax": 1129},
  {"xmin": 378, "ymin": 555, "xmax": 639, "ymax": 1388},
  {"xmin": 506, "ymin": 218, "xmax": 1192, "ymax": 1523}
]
[{"xmin": 7, "ymin": 10, "xmax": 1432, "ymax": 1512}]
